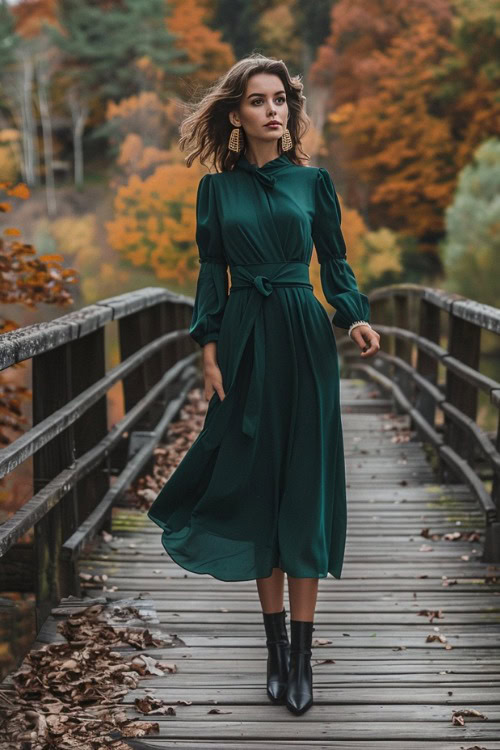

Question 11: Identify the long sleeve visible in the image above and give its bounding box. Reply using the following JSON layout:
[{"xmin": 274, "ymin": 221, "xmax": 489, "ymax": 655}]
[
  {"xmin": 312, "ymin": 167, "xmax": 370, "ymax": 329},
  {"xmin": 189, "ymin": 173, "xmax": 229, "ymax": 347}
]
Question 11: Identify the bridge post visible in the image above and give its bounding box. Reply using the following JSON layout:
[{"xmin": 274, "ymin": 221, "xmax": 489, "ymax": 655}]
[
  {"xmin": 491, "ymin": 409, "xmax": 500, "ymax": 552},
  {"xmin": 372, "ymin": 296, "xmax": 392, "ymax": 377},
  {"xmin": 415, "ymin": 298, "xmax": 440, "ymax": 427},
  {"xmin": 393, "ymin": 293, "xmax": 412, "ymax": 406},
  {"xmin": 117, "ymin": 297, "xmax": 196, "ymax": 472},
  {"xmin": 33, "ymin": 344, "xmax": 77, "ymax": 631},
  {"xmin": 444, "ymin": 312, "xmax": 481, "ymax": 467},
  {"xmin": 70, "ymin": 329, "xmax": 110, "ymax": 540}
]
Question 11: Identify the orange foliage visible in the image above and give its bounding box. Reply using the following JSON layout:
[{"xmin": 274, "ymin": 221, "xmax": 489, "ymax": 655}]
[
  {"xmin": 12, "ymin": 0, "xmax": 60, "ymax": 38},
  {"xmin": 117, "ymin": 134, "xmax": 174, "ymax": 174},
  {"xmin": 311, "ymin": 0, "xmax": 500, "ymax": 253},
  {"xmin": 444, "ymin": 0, "xmax": 500, "ymax": 168},
  {"xmin": 8, "ymin": 183, "xmax": 30, "ymax": 200},
  {"xmin": 0, "ymin": 181, "xmax": 79, "ymax": 447},
  {"xmin": 106, "ymin": 163, "xmax": 205, "ymax": 285},
  {"xmin": 166, "ymin": 0, "xmax": 234, "ymax": 86},
  {"xmin": 0, "ymin": 182, "xmax": 78, "ymax": 313},
  {"xmin": 106, "ymin": 91, "xmax": 167, "ymax": 125}
]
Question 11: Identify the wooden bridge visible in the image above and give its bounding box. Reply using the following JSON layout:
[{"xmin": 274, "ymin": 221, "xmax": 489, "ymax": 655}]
[{"xmin": 1, "ymin": 284, "xmax": 500, "ymax": 748}]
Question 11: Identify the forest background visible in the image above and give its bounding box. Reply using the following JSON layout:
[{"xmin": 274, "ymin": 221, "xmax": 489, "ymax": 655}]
[{"xmin": 0, "ymin": 0, "xmax": 499, "ymax": 515}]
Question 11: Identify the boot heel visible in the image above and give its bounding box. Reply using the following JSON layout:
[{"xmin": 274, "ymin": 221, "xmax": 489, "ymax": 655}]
[
  {"xmin": 262, "ymin": 607, "xmax": 290, "ymax": 704},
  {"xmin": 286, "ymin": 619, "xmax": 314, "ymax": 715}
]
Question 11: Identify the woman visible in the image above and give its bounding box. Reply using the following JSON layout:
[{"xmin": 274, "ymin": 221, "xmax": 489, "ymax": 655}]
[{"xmin": 148, "ymin": 53, "xmax": 380, "ymax": 716}]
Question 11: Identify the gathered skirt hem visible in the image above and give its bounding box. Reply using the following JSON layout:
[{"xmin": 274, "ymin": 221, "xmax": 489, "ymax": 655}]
[{"xmin": 147, "ymin": 510, "xmax": 343, "ymax": 582}]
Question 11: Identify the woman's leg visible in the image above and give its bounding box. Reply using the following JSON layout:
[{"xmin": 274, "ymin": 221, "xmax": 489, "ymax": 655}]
[
  {"xmin": 256, "ymin": 567, "xmax": 285, "ymax": 613},
  {"xmin": 285, "ymin": 576, "xmax": 318, "ymax": 715},
  {"xmin": 258, "ymin": 568, "xmax": 289, "ymax": 703},
  {"xmin": 287, "ymin": 576, "xmax": 319, "ymax": 620}
]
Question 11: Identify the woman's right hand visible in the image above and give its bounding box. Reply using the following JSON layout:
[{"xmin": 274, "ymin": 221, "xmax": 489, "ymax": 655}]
[{"xmin": 202, "ymin": 342, "xmax": 226, "ymax": 402}]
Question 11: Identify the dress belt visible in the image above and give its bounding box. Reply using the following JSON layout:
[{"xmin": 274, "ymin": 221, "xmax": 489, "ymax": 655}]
[{"xmin": 227, "ymin": 262, "xmax": 313, "ymax": 439}]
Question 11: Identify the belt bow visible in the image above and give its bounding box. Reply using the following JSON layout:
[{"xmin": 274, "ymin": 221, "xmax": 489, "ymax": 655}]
[{"xmin": 252, "ymin": 274, "xmax": 273, "ymax": 296}]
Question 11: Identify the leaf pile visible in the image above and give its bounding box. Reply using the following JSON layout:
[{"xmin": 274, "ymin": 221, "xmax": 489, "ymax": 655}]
[
  {"xmin": 0, "ymin": 601, "xmax": 168, "ymax": 749},
  {"xmin": 131, "ymin": 387, "xmax": 209, "ymax": 510}
]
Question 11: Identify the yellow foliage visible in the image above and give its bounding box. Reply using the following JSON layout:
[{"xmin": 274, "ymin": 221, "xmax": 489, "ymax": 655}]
[
  {"xmin": 312, "ymin": 192, "xmax": 403, "ymax": 309},
  {"xmin": 81, "ymin": 265, "xmax": 129, "ymax": 303},
  {"xmin": 33, "ymin": 214, "xmax": 124, "ymax": 304},
  {"xmin": 106, "ymin": 91, "xmax": 165, "ymax": 122},
  {"xmin": 0, "ymin": 130, "xmax": 19, "ymax": 143},
  {"xmin": 117, "ymin": 134, "xmax": 173, "ymax": 175},
  {"xmin": 362, "ymin": 227, "xmax": 403, "ymax": 280},
  {"xmin": 0, "ymin": 130, "xmax": 21, "ymax": 183},
  {"xmin": 44, "ymin": 215, "xmax": 100, "ymax": 270},
  {"xmin": 257, "ymin": 5, "xmax": 302, "ymax": 62},
  {"xmin": 106, "ymin": 162, "xmax": 206, "ymax": 284}
]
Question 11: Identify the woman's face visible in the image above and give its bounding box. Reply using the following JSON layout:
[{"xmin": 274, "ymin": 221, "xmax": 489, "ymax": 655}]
[{"xmin": 229, "ymin": 73, "xmax": 289, "ymax": 147}]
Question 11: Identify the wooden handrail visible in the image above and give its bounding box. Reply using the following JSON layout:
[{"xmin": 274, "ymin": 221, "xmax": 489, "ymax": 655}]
[
  {"xmin": 337, "ymin": 283, "xmax": 500, "ymax": 563},
  {"xmin": 0, "ymin": 287, "xmax": 199, "ymax": 630},
  {"xmin": 0, "ymin": 287, "xmax": 191, "ymax": 369}
]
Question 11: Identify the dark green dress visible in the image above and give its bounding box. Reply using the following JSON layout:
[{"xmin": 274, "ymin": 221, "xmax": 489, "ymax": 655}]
[{"xmin": 147, "ymin": 152, "xmax": 370, "ymax": 581}]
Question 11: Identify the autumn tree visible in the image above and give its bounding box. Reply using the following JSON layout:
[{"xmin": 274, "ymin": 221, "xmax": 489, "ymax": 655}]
[
  {"xmin": 105, "ymin": 163, "xmax": 206, "ymax": 287},
  {"xmin": 444, "ymin": 0, "xmax": 500, "ymax": 168},
  {"xmin": 165, "ymin": 0, "xmax": 234, "ymax": 91},
  {"xmin": 255, "ymin": 0, "xmax": 334, "ymax": 73},
  {"xmin": 311, "ymin": 0, "xmax": 500, "ymax": 271},
  {"xmin": 104, "ymin": 92, "xmax": 180, "ymax": 174}
]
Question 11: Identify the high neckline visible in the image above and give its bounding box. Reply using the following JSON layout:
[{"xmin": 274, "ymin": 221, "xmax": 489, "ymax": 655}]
[
  {"xmin": 237, "ymin": 152, "xmax": 290, "ymax": 171},
  {"xmin": 234, "ymin": 152, "xmax": 291, "ymax": 189}
]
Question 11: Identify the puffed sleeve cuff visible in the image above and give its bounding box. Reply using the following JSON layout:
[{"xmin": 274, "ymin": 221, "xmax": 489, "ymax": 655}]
[
  {"xmin": 320, "ymin": 258, "xmax": 371, "ymax": 330},
  {"xmin": 189, "ymin": 259, "xmax": 228, "ymax": 347},
  {"xmin": 312, "ymin": 167, "xmax": 370, "ymax": 329}
]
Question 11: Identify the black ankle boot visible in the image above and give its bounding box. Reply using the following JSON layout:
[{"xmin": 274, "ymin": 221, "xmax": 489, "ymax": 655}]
[
  {"xmin": 262, "ymin": 607, "xmax": 290, "ymax": 704},
  {"xmin": 285, "ymin": 619, "xmax": 315, "ymax": 715}
]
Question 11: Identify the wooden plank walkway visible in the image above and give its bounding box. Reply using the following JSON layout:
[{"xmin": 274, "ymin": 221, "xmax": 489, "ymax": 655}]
[{"xmin": 20, "ymin": 379, "xmax": 500, "ymax": 747}]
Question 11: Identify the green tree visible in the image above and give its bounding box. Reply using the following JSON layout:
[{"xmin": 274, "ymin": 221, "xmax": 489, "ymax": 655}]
[
  {"xmin": 46, "ymin": 0, "xmax": 196, "ymax": 184},
  {"xmin": 211, "ymin": 0, "xmax": 274, "ymax": 59},
  {"xmin": 441, "ymin": 138, "xmax": 500, "ymax": 306},
  {"xmin": 48, "ymin": 0, "xmax": 196, "ymax": 102},
  {"xmin": 0, "ymin": 0, "xmax": 17, "ymax": 69},
  {"xmin": 0, "ymin": 0, "xmax": 19, "ymax": 111}
]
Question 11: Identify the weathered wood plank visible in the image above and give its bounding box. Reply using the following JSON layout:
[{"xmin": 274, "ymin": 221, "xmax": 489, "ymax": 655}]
[
  {"xmin": 103, "ymin": 380, "xmax": 500, "ymax": 744},
  {"xmin": 21, "ymin": 378, "xmax": 500, "ymax": 747}
]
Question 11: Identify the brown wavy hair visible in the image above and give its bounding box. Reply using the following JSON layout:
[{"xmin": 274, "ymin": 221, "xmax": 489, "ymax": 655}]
[{"xmin": 179, "ymin": 53, "xmax": 311, "ymax": 172}]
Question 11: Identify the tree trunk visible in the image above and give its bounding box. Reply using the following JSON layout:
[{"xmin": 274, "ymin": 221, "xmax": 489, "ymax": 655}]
[
  {"xmin": 36, "ymin": 61, "xmax": 57, "ymax": 217},
  {"xmin": 68, "ymin": 90, "xmax": 88, "ymax": 189},
  {"xmin": 19, "ymin": 53, "xmax": 38, "ymax": 186}
]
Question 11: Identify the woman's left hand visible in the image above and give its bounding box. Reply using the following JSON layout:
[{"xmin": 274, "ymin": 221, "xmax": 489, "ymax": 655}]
[{"xmin": 351, "ymin": 325, "xmax": 380, "ymax": 358}]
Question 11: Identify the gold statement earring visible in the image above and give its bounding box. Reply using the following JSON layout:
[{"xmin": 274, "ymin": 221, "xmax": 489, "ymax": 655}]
[
  {"xmin": 228, "ymin": 126, "xmax": 243, "ymax": 152},
  {"xmin": 281, "ymin": 127, "xmax": 293, "ymax": 152}
]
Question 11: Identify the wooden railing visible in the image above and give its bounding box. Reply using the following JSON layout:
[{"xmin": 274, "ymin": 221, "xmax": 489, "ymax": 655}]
[
  {"xmin": 3, "ymin": 281, "xmax": 499, "ymax": 632},
  {"xmin": 337, "ymin": 283, "xmax": 500, "ymax": 563},
  {"xmin": 0, "ymin": 287, "xmax": 199, "ymax": 631}
]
